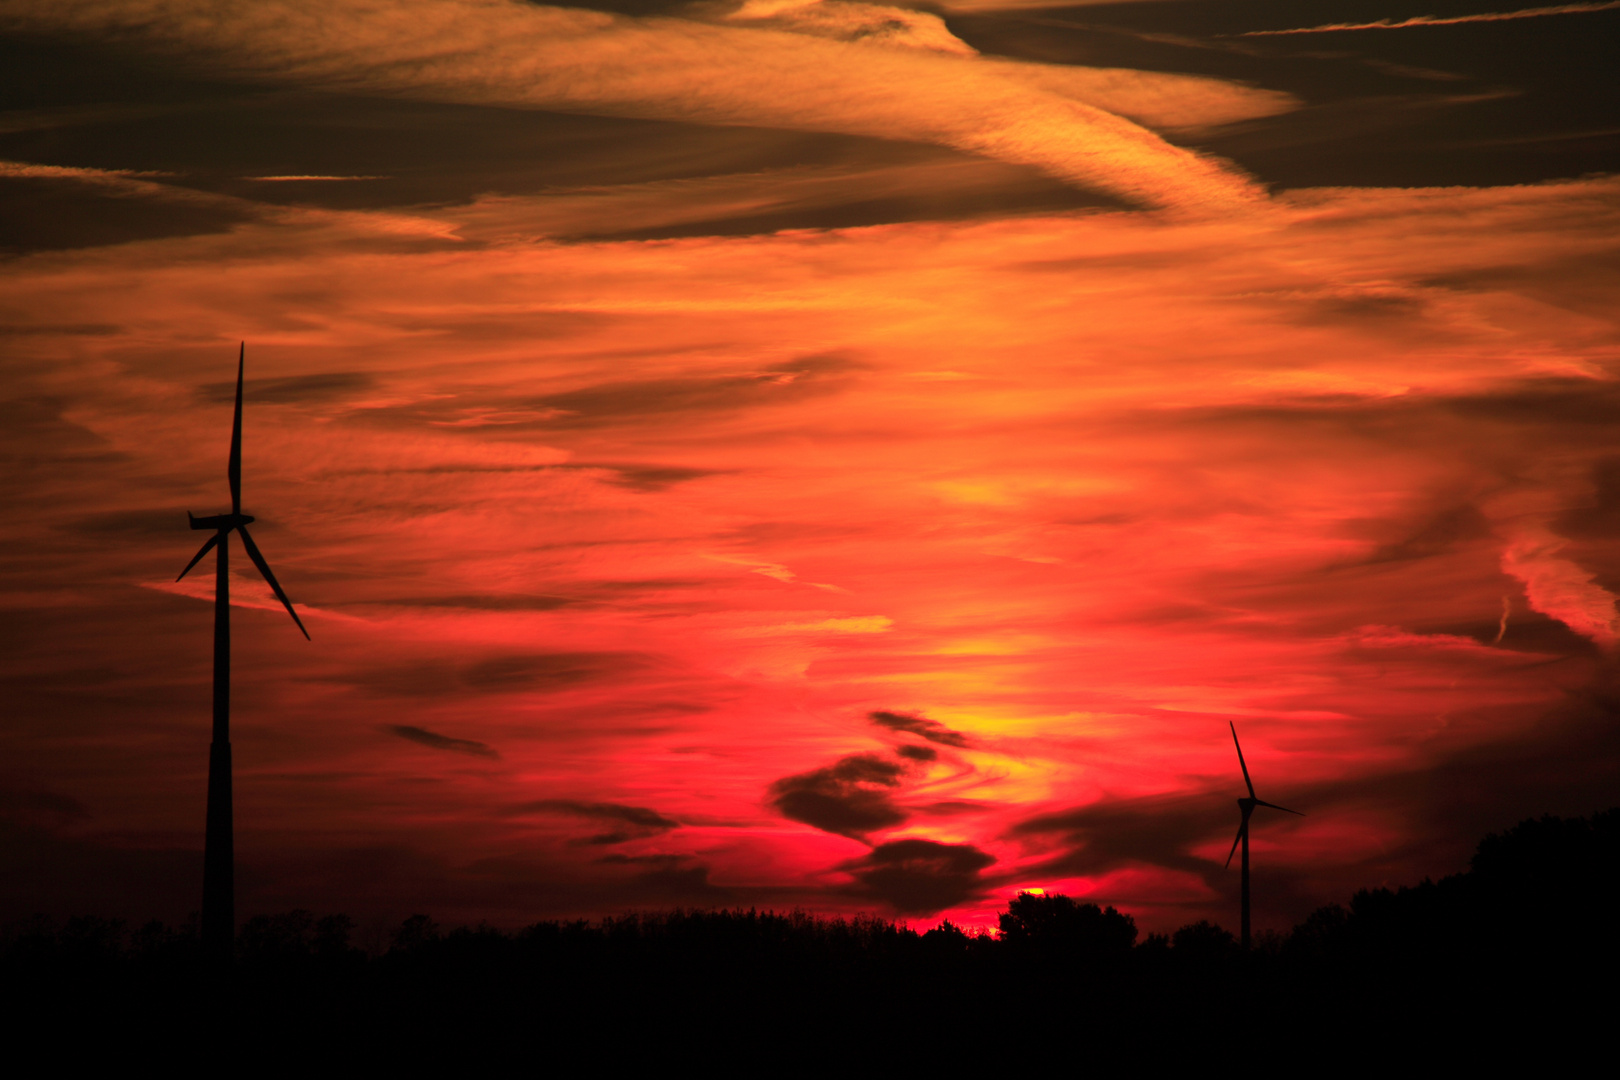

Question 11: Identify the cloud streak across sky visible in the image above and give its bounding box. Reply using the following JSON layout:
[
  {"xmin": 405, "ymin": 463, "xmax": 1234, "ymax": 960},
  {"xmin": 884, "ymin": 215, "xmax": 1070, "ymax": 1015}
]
[
  {"xmin": 0, "ymin": 0, "xmax": 1286, "ymax": 211},
  {"xmin": 1240, "ymin": 2, "xmax": 1620, "ymax": 35}
]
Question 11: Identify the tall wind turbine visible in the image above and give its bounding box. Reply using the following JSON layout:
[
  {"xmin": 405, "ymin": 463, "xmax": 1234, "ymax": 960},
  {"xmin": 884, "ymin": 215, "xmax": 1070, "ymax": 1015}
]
[
  {"xmin": 1224, "ymin": 721, "xmax": 1302, "ymax": 950},
  {"xmin": 177, "ymin": 344, "xmax": 309, "ymax": 965}
]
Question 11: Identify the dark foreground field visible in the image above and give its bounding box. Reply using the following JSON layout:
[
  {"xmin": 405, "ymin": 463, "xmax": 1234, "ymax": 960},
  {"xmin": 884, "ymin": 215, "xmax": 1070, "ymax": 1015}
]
[{"xmin": 7, "ymin": 810, "xmax": 1615, "ymax": 1067}]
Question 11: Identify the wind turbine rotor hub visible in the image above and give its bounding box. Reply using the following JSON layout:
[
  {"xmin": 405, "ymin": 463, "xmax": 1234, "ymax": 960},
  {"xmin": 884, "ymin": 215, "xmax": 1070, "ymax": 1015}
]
[{"xmin": 188, "ymin": 512, "xmax": 255, "ymax": 530}]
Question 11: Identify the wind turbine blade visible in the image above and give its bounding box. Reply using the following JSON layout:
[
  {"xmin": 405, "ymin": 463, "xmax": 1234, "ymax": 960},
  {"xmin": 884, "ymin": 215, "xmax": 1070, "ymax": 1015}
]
[
  {"xmin": 237, "ymin": 525, "xmax": 310, "ymax": 639},
  {"xmin": 1224, "ymin": 820, "xmax": 1247, "ymax": 869},
  {"xmin": 1256, "ymin": 799, "xmax": 1305, "ymax": 816},
  {"xmin": 1230, "ymin": 721, "xmax": 1256, "ymax": 798},
  {"xmin": 229, "ymin": 343, "xmax": 244, "ymax": 515},
  {"xmin": 177, "ymin": 531, "xmax": 220, "ymax": 582}
]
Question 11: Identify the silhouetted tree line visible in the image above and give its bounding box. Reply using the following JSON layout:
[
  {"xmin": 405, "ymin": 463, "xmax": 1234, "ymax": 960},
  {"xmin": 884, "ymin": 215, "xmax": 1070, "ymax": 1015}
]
[{"xmin": 7, "ymin": 810, "xmax": 1615, "ymax": 1065}]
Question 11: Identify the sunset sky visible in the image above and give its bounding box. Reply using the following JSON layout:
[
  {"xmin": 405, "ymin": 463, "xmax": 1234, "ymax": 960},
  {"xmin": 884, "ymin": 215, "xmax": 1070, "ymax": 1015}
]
[{"xmin": 3, "ymin": 0, "xmax": 1618, "ymax": 937}]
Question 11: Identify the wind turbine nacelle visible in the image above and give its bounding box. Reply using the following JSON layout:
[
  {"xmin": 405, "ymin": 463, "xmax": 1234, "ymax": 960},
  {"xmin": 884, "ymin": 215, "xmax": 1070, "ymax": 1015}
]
[{"xmin": 189, "ymin": 511, "xmax": 255, "ymax": 531}]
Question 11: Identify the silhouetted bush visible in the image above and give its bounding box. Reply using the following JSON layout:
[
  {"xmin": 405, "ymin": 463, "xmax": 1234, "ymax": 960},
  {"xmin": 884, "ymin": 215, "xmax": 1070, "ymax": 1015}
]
[
  {"xmin": 6, "ymin": 808, "xmax": 1615, "ymax": 1063},
  {"xmin": 1170, "ymin": 919, "xmax": 1237, "ymax": 959},
  {"xmin": 998, "ymin": 891, "xmax": 1138, "ymax": 960}
]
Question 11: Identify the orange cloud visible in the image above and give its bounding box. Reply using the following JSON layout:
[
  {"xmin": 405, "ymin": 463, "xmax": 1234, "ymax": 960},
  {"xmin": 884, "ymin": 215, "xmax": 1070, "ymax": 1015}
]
[
  {"xmin": 720, "ymin": 0, "xmax": 981, "ymax": 56},
  {"xmin": 4, "ymin": 171, "xmax": 1620, "ymax": 930},
  {"xmin": 1500, "ymin": 524, "xmax": 1620, "ymax": 648},
  {"xmin": 0, "ymin": 0, "xmax": 1284, "ymax": 210},
  {"xmin": 1241, "ymin": 2, "xmax": 1620, "ymax": 35}
]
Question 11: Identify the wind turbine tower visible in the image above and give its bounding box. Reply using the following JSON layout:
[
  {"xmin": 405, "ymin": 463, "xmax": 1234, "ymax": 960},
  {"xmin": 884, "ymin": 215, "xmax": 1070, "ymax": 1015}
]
[
  {"xmin": 177, "ymin": 344, "xmax": 309, "ymax": 966},
  {"xmin": 1225, "ymin": 721, "xmax": 1303, "ymax": 950}
]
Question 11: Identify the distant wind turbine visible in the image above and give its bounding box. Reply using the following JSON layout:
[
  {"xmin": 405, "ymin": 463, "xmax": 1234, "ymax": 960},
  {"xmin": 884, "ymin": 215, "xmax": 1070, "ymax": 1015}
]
[
  {"xmin": 177, "ymin": 344, "xmax": 309, "ymax": 966},
  {"xmin": 1224, "ymin": 721, "xmax": 1303, "ymax": 950}
]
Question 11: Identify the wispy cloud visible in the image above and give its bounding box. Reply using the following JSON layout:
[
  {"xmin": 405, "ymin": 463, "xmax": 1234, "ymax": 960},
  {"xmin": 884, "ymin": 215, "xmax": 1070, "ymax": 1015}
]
[
  {"xmin": 723, "ymin": 0, "xmax": 979, "ymax": 56},
  {"xmin": 385, "ymin": 725, "xmax": 501, "ymax": 759},
  {"xmin": 505, "ymin": 799, "xmax": 680, "ymax": 844},
  {"xmin": 838, "ymin": 838, "xmax": 996, "ymax": 914},
  {"xmin": 6, "ymin": 150, "xmax": 1620, "ymax": 929},
  {"xmin": 769, "ymin": 753, "xmax": 909, "ymax": 840},
  {"xmin": 243, "ymin": 174, "xmax": 388, "ymax": 181},
  {"xmin": 869, "ymin": 710, "xmax": 971, "ymax": 748},
  {"xmin": 1499, "ymin": 523, "xmax": 1620, "ymax": 648},
  {"xmin": 1240, "ymin": 2, "xmax": 1620, "ymax": 36},
  {"xmin": 0, "ymin": 0, "xmax": 1284, "ymax": 210},
  {"xmin": 0, "ymin": 161, "xmax": 174, "ymax": 181}
]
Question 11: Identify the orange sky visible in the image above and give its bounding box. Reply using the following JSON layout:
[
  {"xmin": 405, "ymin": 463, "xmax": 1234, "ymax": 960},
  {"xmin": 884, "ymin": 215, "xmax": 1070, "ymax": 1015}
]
[{"xmin": 3, "ymin": 0, "xmax": 1619, "ymax": 935}]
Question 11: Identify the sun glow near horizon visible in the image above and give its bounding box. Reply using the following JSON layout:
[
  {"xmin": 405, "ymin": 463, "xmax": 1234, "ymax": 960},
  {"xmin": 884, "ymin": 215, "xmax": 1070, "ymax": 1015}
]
[{"xmin": 2, "ymin": 0, "xmax": 1618, "ymax": 935}]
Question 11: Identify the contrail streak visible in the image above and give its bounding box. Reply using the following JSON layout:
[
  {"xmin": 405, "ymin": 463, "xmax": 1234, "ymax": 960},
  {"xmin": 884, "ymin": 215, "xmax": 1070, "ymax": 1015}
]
[{"xmin": 1240, "ymin": 1, "xmax": 1620, "ymax": 36}]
